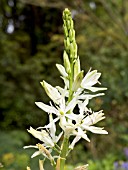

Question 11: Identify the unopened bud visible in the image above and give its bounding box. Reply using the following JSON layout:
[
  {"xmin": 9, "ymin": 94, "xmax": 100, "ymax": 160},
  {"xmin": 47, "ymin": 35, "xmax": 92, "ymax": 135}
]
[
  {"xmin": 67, "ymin": 19, "xmax": 71, "ymax": 30},
  {"xmin": 37, "ymin": 143, "xmax": 52, "ymax": 160},
  {"xmin": 66, "ymin": 37, "xmax": 70, "ymax": 48},
  {"xmin": 69, "ymin": 29, "xmax": 73, "ymax": 41},
  {"xmin": 70, "ymin": 18, "xmax": 74, "ymax": 29},
  {"xmin": 74, "ymin": 56, "xmax": 81, "ymax": 79},
  {"xmin": 72, "ymin": 71, "xmax": 83, "ymax": 91},
  {"xmin": 63, "ymin": 50, "xmax": 71, "ymax": 74},
  {"xmin": 63, "ymin": 25, "xmax": 68, "ymax": 37}
]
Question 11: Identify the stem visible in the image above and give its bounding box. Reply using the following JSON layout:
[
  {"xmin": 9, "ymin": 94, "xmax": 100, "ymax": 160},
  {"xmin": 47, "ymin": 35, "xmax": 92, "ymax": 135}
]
[
  {"xmin": 68, "ymin": 59, "xmax": 74, "ymax": 102},
  {"xmin": 59, "ymin": 59, "xmax": 74, "ymax": 170},
  {"xmin": 60, "ymin": 137, "xmax": 69, "ymax": 170},
  {"xmin": 59, "ymin": 8, "xmax": 77, "ymax": 170}
]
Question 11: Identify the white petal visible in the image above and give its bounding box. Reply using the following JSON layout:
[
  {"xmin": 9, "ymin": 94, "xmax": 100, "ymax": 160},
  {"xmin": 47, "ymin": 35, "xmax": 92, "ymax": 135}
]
[
  {"xmin": 61, "ymin": 76, "xmax": 69, "ymax": 88},
  {"xmin": 86, "ymin": 86, "xmax": 107, "ymax": 92},
  {"xmin": 81, "ymin": 70, "xmax": 101, "ymax": 88},
  {"xmin": 23, "ymin": 145, "xmax": 38, "ymax": 149},
  {"xmin": 55, "ymin": 131, "xmax": 63, "ymax": 143},
  {"xmin": 27, "ymin": 127, "xmax": 45, "ymax": 141},
  {"xmin": 49, "ymin": 114, "xmax": 56, "ymax": 139},
  {"xmin": 42, "ymin": 117, "xmax": 59, "ymax": 129},
  {"xmin": 56, "ymin": 64, "xmax": 68, "ymax": 77},
  {"xmin": 77, "ymin": 127, "xmax": 90, "ymax": 142},
  {"xmin": 35, "ymin": 102, "xmax": 57, "ymax": 114},
  {"xmin": 65, "ymin": 113, "xmax": 79, "ymax": 121},
  {"xmin": 56, "ymin": 86, "xmax": 69, "ymax": 97},
  {"xmin": 65, "ymin": 97, "xmax": 77, "ymax": 113},
  {"xmin": 31, "ymin": 151, "xmax": 41, "ymax": 158},
  {"xmin": 83, "ymin": 125, "xmax": 108, "ymax": 134},
  {"xmin": 78, "ymin": 93, "xmax": 105, "ymax": 100},
  {"xmin": 78, "ymin": 99, "xmax": 89, "ymax": 114},
  {"xmin": 82, "ymin": 110, "xmax": 105, "ymax": 125},
  {"xmin": 69, "ymin": 136, "xmax": 81, "ymax": 149},
  {"xmin": 41, "ymin": 81, "xmax": 61, "ymax": 104}
]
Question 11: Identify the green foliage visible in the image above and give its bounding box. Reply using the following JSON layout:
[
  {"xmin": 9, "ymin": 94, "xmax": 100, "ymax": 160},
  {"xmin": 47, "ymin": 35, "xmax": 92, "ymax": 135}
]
[{"xmin": 0, "ymin": 130, "xmax": 30, "ymax": 169}]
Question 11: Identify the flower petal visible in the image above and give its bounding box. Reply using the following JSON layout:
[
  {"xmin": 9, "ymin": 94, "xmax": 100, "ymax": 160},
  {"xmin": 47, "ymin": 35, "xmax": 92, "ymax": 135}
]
[
  {"xmin": 35, "ymin": 102, "xmax": 57, "ymax": 114},
  {"xmin": 31, "ymin": 151, "xmax": 41, "ymax": 158},
  {"xmin": 81, "ymin": 70, "xmax": 101, "ymax": 88},
  {"xmin": 86, "ymin": 86, "xmax": 107, "ymax": 92},
  {"xmin": 82, "ymin": 125, "xmax": 108, "ymax": 134},
  {"xmin": 69, "ymin": 136, "xmax": 81, "ymax": 149},
  {"xmin": 23, "ymin": 145, "xmax": 38, "ymax": 149},
  {"xmin": 56, "ymin": 64, "xmax": 68, "ymax": 77},
  {"xmin": 65, "ymin": 97, "xmax": 77, "ymax": 113},
  {"xmin": 41, "ymin": 81, "xmax": 61, "ymax": 104}
]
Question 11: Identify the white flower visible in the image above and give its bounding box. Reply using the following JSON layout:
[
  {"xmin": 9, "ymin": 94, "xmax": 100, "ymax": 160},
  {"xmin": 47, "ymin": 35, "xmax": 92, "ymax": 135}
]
[
  {"xmin": 60, "ymin": 106, "xmax": 108, "ymax": 149},
  {"xmin": 26, "ymin": 114, "xmax": 63, "ymax": 148},
  {"xmin": 35, "ymin": 96, "xmax": 77, "ymax": 120},
  {"xmin": 24, "ymin": 114, "xmax": 63, "ymax": 160},
  {"xmin": 24, "ymin": 143, "xmax": 53, "ymax": 161},
  {"xmin": 81, "ymin": 110, "xmax": 108, "ymax": 134},
  {"xmin": 27, "ymin": 127, "xmax": 55, "ymax": 147},
  {"xmin": 81, "ymin": 69, "xmax": 107, "ymax": 92}
]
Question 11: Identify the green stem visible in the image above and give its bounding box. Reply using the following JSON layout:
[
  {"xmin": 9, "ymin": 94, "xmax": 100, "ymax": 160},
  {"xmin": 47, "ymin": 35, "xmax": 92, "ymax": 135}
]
[
  {"xmin": 59, "ymin": 59, "xmax": 74, "ymax": 170},
  {"xmin": 68, "ymin": 59, "xmax": 74, "ymax": 102},
  {"xmin": 60, "ymin": 137, "xmax": 69, "ymax": 170}
]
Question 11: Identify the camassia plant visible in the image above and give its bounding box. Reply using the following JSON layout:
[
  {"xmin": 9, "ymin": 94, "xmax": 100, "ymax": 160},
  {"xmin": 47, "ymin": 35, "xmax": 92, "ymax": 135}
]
[{"xmin": 24, "ymin": 8, "xmax": 108, "ymax": 170}]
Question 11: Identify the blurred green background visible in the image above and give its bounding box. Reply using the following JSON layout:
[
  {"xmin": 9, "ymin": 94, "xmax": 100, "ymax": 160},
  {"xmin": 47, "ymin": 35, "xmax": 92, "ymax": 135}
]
[{"xmin": 0, "ymin": 0, "xmax": 128, "ymax": 169}]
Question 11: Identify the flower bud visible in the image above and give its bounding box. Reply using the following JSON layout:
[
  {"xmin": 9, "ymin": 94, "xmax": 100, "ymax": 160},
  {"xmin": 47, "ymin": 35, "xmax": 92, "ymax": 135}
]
[
  {"xmin": 63, "ymin": 50, "xmax": 71, "ymax": 74},
  {"xmin": 41, "ymin": 81, "xmax": 61, "ymax": 104},
  {"xmin": 70, "ymin": 19, "xmax": 74, "ymax": 30},
  {"xmin": 37, "ymin": 143, "xmax": 53, "ymax": 161},
  {"xmin": 74, "ymin": 56, "xmax": 81, "ymax": 79},
  {"xmin": 66, "ymin": 19, "xmax": 71, "ymax": 30},
  {"xmin": 72, "ymin": 71, "xmax": 83, "ymax": 91},
  {"xmin": 69, "ymin": 29, "xmax": 73, "ymax": 41},
  {"xmin": 66, "ymin": 37, "xmax": 70, "ymax": 48},
  {"xmin": 63, "ymin": 25, "xmax": 68, "ymax": 37}
]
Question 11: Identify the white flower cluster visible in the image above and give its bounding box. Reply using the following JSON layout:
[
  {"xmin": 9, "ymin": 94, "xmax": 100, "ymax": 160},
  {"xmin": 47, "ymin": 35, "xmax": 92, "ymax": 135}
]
[{"xmin": 24, "ymin": 64, "xmax": 108, "ymax": 160}]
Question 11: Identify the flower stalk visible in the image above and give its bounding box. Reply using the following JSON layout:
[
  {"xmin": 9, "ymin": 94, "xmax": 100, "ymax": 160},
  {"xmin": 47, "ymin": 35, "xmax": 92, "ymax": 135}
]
[
  {"xmin": 59, "ymin": 9, "xmax": 78, "ymax": 169},
  {"xmin": 24, "ymin": 8, "xmax": 108, "ymax": 170},
  {"xmin": 59, "ymin": 137, "xmax": 69, "ymax": 170},
  {"xmin": 63, "ymin": 8, "xmax": 78, "ymax": 103}
]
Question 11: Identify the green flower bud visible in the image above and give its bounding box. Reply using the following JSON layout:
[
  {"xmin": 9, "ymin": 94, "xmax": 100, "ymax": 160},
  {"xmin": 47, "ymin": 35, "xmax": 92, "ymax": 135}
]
[
  {"xmin": 66, "ymin": 37, "xmax": 70, "ymax": 48},
  {"xmin": 74, "ymin": 56, "xmax": 81, "ymax": 79},
  {"xmin": 63, "ymin": 8, "xmax": 78, "ymax": 61},
  {"xmin": 69, "ymin": 29, "xmax": 73, "ymax": 41},
  {"xmin": 63, "ymin": 50, "xmax": 71, "ymax": 74},
  {"xmin": 72, "ymin": 71, "xmax": 84, "ymax": 91},
  {"xmin": 66, "ymin": 19, "xmax": 71, "ymax": 31},
  {"xmin": 72, "ymin": 30, "xmax": 75, "ymax": 38},
  {"xmin": 63, "ymin": 25, "xmax": 68, "ymax": 37},
  {"xmin": 69, "ymin": 43, "xmax": 77, "ymax": 59},
  {"xmin": 70, "ymin": 19, "xmax": 74, "ymax": 29}
]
